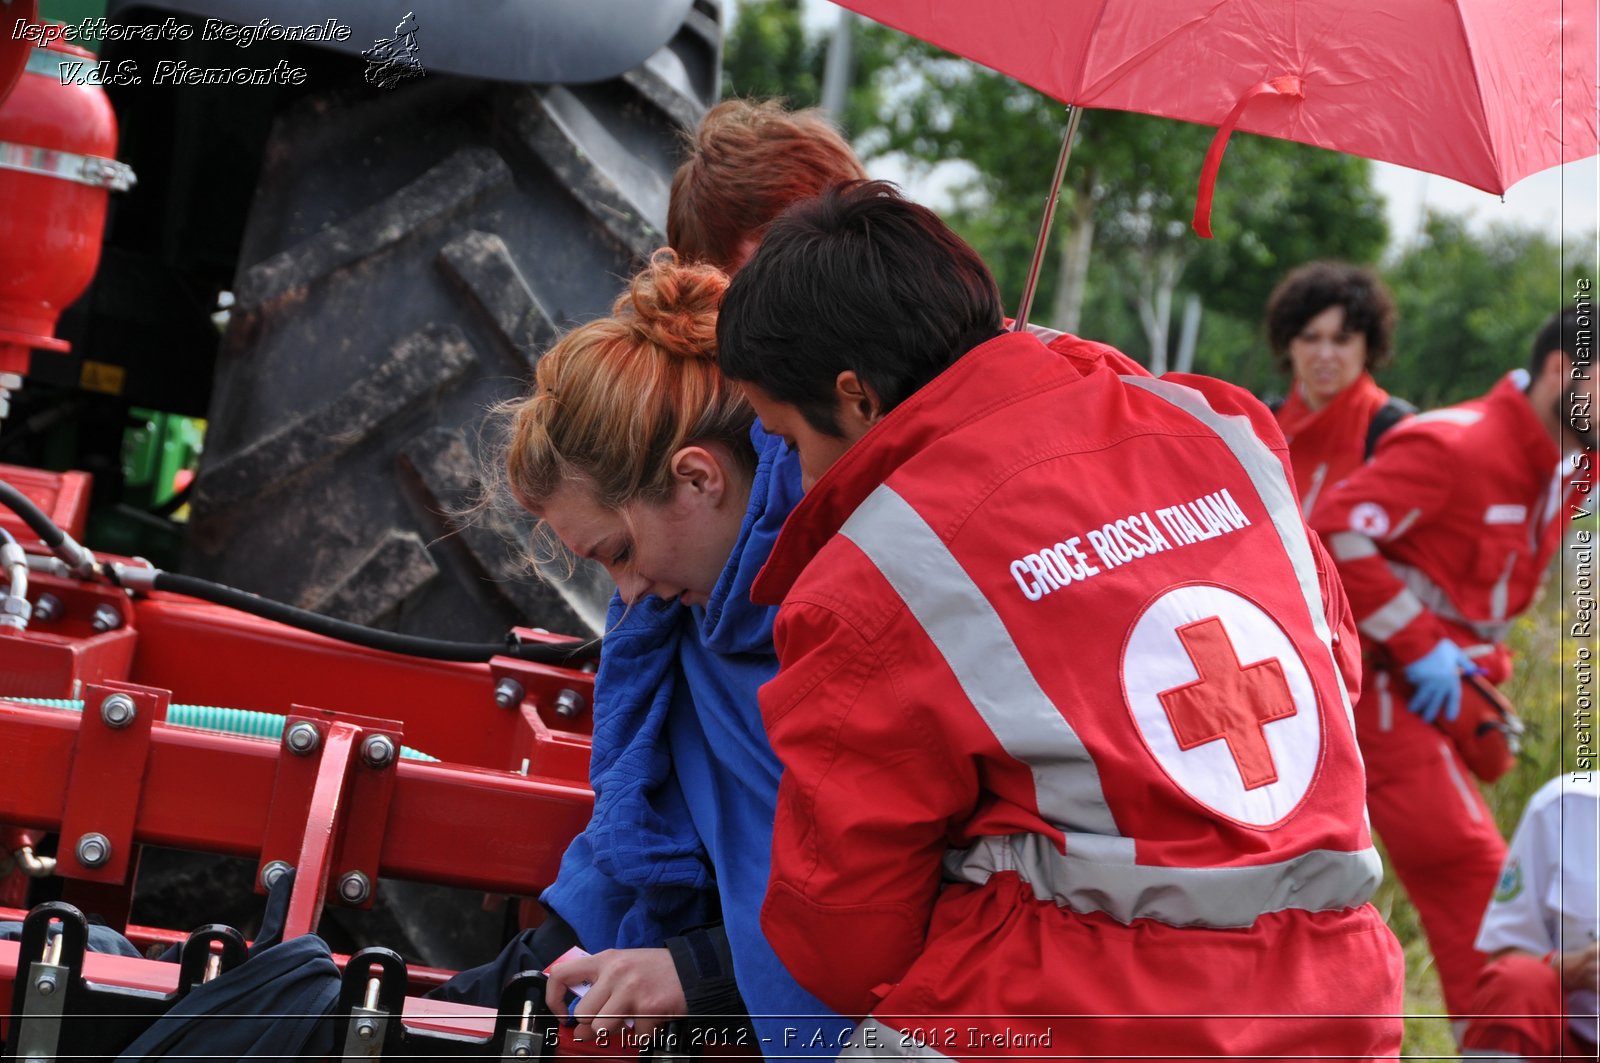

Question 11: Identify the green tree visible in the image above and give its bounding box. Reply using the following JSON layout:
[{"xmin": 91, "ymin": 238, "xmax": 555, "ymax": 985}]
[
  {"xmin": 722, "ymin": 0, "xmax": 821, "ymax": 105},
  {"xmin": 722, "ymin": 1, "xmax": 891, "ymax": 138},
  {"xmin": 1383, "ymin": 215, "xmax": 1591, "ymax": 408},
  {"xmin": 849, "ymin": 38, "xmax": 1387, "ymax": 370}
]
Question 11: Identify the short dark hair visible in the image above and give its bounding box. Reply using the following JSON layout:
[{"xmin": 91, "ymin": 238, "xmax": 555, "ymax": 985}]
[
  {"xmin": 716, "ymin": 180, "xmax": 1004, "ymax": 433},
  {"xmin": 1264, "ymin": 261, "xmax": 1397, "ymax": 373},
  {"xmin": 1530, "ymin": 304, "xmax": 1590, "ymax": 377}
]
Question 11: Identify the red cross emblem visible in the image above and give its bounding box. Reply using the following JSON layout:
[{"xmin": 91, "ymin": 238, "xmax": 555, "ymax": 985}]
[{"xmin": 1157, "ymin": 616, "xmax": 1297, "ymax": 790}]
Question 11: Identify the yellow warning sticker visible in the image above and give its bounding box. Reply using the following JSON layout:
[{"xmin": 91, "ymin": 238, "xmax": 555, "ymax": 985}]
[{"xmin": 80, "ymin": 361, "xmax": 126, "ymax": 396}]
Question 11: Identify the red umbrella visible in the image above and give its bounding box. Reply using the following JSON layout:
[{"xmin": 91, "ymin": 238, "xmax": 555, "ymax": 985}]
[{"xmin": 834, "ymin": 0, "xmax": 1597, "ymax": 321}]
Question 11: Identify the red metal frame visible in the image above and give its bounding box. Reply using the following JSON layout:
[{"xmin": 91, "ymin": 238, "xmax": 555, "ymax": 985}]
[{"xmin": 0, "ymin": 466, "xmax": 607, "ymax": 1057}]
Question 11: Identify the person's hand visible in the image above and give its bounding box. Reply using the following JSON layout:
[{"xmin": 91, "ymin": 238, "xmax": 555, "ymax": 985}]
[
  {"xmin": 1557, "ymin": 941, "xmax": 1600, "ymax": 994},
  {"xmin": 544, "ymin": 948, "xmax": 687, "ymax": 1040},
  {"xmin": 1402, "ymin": 639, "xmax": 1481, "ymax": 723}
]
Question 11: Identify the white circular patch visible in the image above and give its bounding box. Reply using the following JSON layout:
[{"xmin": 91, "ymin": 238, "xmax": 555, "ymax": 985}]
[
  {"xmin": 1123, "ymin": 584, "xmax": 1321, "ymax": 828},
  {"xmin": 1348, "ymin": 501, "xmax": 1390, "ymax": 538}
]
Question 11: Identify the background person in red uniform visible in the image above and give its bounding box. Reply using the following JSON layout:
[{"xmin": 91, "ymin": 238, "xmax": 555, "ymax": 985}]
[
  {"xmin": 1266, "ymin": 261, "xmax": 1412, "ymax": 516},
  {"xmin": 1309, "ymin": 305, "xmax": 1594, "ymax": 1029},
  {"xmin": 716, "ymin": 181, "xmax": 1403, "ymax": 1061}
]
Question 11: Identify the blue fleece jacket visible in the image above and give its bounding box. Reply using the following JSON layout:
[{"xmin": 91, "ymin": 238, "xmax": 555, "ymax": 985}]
[{"xmin": 543, "ymin": 427, "xmax": 850, "ymax": 1056}]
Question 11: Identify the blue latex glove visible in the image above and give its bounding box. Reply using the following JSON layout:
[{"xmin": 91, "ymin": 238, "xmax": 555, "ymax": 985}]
[{"xmin": 1403, "ymin": 639, "xmax": 1483, "ymax": 724}]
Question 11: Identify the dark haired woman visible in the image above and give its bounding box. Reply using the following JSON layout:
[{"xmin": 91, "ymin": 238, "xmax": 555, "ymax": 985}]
[{"xmin": 1265, "ymin": 261, "xmax": 1411, "ymax": 515}]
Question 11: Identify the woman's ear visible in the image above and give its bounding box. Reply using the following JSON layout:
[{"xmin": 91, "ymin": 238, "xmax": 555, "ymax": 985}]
[{"xmin": 670, "ymin": 445, "xmax": 727, "ymax": 505}]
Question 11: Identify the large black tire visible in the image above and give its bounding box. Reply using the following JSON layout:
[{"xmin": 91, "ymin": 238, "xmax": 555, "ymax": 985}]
[
  {"xmin": 186, "ymin": 2, "xmax": 721, "ymax": 645},
  {"xmin": 174, "ymin": 6, "xmax": 721, "ymax": 970}
]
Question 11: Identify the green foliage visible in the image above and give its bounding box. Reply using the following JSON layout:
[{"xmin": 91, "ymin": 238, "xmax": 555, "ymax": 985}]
[
  {"xmin": 722, "ymin": 0, "xmax": 822, "ymax": 106},
  {"xmin": 721, "ymin": 2, "xmax": 893, "ymax": 140},
  {"xmin": 1381, "ymin": 217, "xmax": 1596, "ymax": 408}
]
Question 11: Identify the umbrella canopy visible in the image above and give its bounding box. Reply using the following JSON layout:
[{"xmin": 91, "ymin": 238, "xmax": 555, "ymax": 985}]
[{"xmin": 837, "ymin": 0, "xmax": 1596, "ymax": 200}]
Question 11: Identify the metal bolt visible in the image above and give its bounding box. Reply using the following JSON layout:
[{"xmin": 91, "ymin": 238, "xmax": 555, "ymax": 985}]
[
  {"xmin": 284, "ymin": 722, "xmax": 321, "ymax": 756},
  {"xmin": 75, "ymin": 832, "xmax": 111, "ymax": 868},
  {"xmin": 554, "ymin": 688, "xmax": 586, "ymax": 719},
  {"xmin": 360, "ymin": 734, "xmax": 396, "ymax": 769},
  {"xmin": 32, "ymin": 593, "xmax": 63, "ymax": 623},
  {"xmin": 260, "ymin": 860, "xmax": 293, "ymax": 890},
  {"xmin": 34, "ymin": 975, "xmax": 55, "ymax": 996},
  {"xmin": 90, "ymin": 603, "xmax": 122, "ymax": 632},
  {"xmin": 338, "ymin": 870, "xmax": 371, "ymax": 905},
  {"xmin": 493, "ymin": 677, "xmax": 525, "ymax": 709},
  {"xmin": 357, "ymin": 1020, "xmax": 377, "ymax": 1041},
  {"xmin": 513, "ymin": 1044, "xmax": 532, "ymax": 1059},
  {"xmin": 100, "ymin": 693, "xmax": 137, "ymax": 729}
]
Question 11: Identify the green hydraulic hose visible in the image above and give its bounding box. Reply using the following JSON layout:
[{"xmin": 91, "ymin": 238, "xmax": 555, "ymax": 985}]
[{"xmin": 5, "ymin": 698, "xmax": 438, "ymax": 762}]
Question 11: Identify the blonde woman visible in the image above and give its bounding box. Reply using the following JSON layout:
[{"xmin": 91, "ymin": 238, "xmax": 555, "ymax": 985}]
[{"xmin": 435, "ymin": 252, "xmax": 848, "ymax": 1056}]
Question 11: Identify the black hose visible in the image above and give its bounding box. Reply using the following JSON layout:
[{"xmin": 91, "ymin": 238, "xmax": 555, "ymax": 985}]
[
  {"xmin": 152, "ymin": 571, "xmax": 599, "ymax": 665},
  {"xmin": 0, "ymin": 475, "xmax": 600, "ymax": 665},
  {"xmin": 0, "ymin": 478, "xmax": 68, "ymax": 549}
]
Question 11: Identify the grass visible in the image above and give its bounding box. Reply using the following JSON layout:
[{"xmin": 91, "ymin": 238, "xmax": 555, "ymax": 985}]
[{"xmin": 1382, "ymin": 548, "xmax": 1592, "ymax": 1059}]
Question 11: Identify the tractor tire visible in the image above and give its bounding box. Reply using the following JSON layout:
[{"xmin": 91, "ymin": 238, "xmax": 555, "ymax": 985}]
[
  {"xmin": 174, "ymin": 5, "xmax": 721, "ymax": 970},
  {"xmin": 186, "ymin": 1, "xmax": 721, "ymax": 646}
]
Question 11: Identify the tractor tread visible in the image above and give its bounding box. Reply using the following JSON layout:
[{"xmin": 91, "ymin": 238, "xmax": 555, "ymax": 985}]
[
  {"xmin": 235, "ymin": 146, "xmax": 513, "ymax": 312},
  {"xmin": 193, "ymin": 324, "xmax": 478, "ymax": 511}
]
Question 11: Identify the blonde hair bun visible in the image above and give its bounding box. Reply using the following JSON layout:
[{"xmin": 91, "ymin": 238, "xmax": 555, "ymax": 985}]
[{"xmin": 617, "ymin": 249, "xmax": 727, "ymax": 362}]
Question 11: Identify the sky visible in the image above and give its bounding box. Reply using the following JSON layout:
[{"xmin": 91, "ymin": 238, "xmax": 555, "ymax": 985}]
[{"xmin": 784, "ymin": 0, "xmax": 1599, "ymax": 253}]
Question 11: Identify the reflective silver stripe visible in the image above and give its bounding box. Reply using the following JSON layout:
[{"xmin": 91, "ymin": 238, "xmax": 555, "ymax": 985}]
[
  {"xmin": 1386, "ymin": 506, "xmax": 1424, "ymax": 542},
  {"xmin": 1489, "ymin": 550, "xmax": 1517, "ymax": 621},
  {"xmin": 840, "ymin": 485, "xmax": 1123, "ymax": 838},
  {"xmin": 944, "ymin": 832, "xmax": 1382, "ymax": 928},
  {"xmin": 1329, "ymin": 530, "xmax": 1380, "ymax": 561},
  {"xmin": 1300, "ymin": 462, "xmax": 1329, "ymax": 518},
  {"xmin": 1440, "ymin": 741, "xmax": 1484, "ymax": 822},
  {"xmin": 1359, "ymin": 589, "xmax": 1424, "ymax": 641},
  {"xmin": 1122, "ymin": 377, "xmax": 1358, "ymax": 735},
  {"xmin": 1377, "ymin": 670, "xmax": 1393, "ymax": 732},
  {"xmin": 1411, "ymin": 408, "xmax": 1484, "ymax": 427},
  {"xmin": 840, "ymin": 1018, "xmax": 955, "ymax": 1061},
  {"xmin": 1388, "ymin": 561, "xmax": 1512, "ymax": 643}
]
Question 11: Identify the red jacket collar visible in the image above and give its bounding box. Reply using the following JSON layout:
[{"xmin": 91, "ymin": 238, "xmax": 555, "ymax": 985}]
[
  {"xmin": 1487, "ymin": 371, "xmax": 1561, "ymax": 471},
  {"xmin": 752, "ymin": 330, "xmax": 1090, "ymax": 604}
]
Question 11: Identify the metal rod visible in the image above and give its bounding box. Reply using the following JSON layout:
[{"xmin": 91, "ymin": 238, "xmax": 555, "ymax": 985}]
[
  {"xmin": 43, "ymin": 926, "xmax": 62, "ymax": 966},
  {"xmin": 203, "ymin": 951, "xmax": 221, "ymax": 983},
  {"xmin": 1011, "ymin": 105, "xmax": 1084, "ymax": 332},
  {"xmin": 364, "ymin": 975, "xmax": 382, "ymax": 1011}
]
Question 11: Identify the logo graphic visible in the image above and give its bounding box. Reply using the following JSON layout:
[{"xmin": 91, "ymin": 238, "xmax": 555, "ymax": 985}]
[
  {"xmin": 1159, "ymin": 617, "xmax": 1296, "ymax": 790},
  {"xmin": 363, "ymin": 12, "xmax": 424, "ymax": 89},
  {"xmin": 1123, "ymin": 585, "xmax": 1321, "ymax": 827},
  {"xmin": 1348, "ymin": 501, "xmax": 1390, "ymax": 538},
  {"xmin": 1492, "ymin": 859, "xmax": 1523, "ymax": 903}
]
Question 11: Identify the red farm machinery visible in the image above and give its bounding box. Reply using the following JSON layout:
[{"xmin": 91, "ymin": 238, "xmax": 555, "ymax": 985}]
[{"xmin": 0, "ymin": 0, "xmax": 722, "ymax": 1055}]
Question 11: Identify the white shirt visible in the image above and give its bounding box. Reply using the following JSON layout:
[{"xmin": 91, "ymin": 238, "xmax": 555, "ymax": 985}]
[{"xmin": 1476, "ymin": 773, "xmax": 1599, "ymax": 1042}]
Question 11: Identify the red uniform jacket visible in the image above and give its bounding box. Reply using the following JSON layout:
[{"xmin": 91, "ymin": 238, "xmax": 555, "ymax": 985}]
[
  {"xmin": 753, "ymin": 332, "xmax": 1402, "ymax": 1061},
  {"xmin": 1275, "ymin": 371, "xmax": 1394, "ymax": 515},
  {"xmin": 1309, "ymin": 372, "xmax": 1579, "ymax": 676}
]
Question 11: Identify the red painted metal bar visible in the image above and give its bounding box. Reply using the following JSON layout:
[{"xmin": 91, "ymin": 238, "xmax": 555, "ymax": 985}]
[
  {"xmin": 57, "ymin": 682, "xmax": 163, "ymax": 885},
  {"xmin": 0, "ymin": 909, "xmax": 455, "ymax": 990},
  {"xmin": 0, "ymin": 701, "xmax": 593, "ymax": 894},
  {"xmin": 0, "ymin": 937, "xmax": 487, "ymax": 1039},
  {"xmin": 282, "ymin": 720, "xmax": 355, "ymax": 939}
]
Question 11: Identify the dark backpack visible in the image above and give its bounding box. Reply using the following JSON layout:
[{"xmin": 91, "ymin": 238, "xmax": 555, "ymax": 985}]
[
  {"xmin": 1265, "ymin": 394, "xmax": 1416, "ymax": 459},
  {"xmin": 1364, "ymin": 396, "xmax": 1417, "ymax": 458}
]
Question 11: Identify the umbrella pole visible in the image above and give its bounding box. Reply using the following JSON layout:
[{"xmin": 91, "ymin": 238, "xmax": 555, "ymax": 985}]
[{"xmin": 1011, "ymin": 105, "xmax": 1084, "ymax": 332}]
